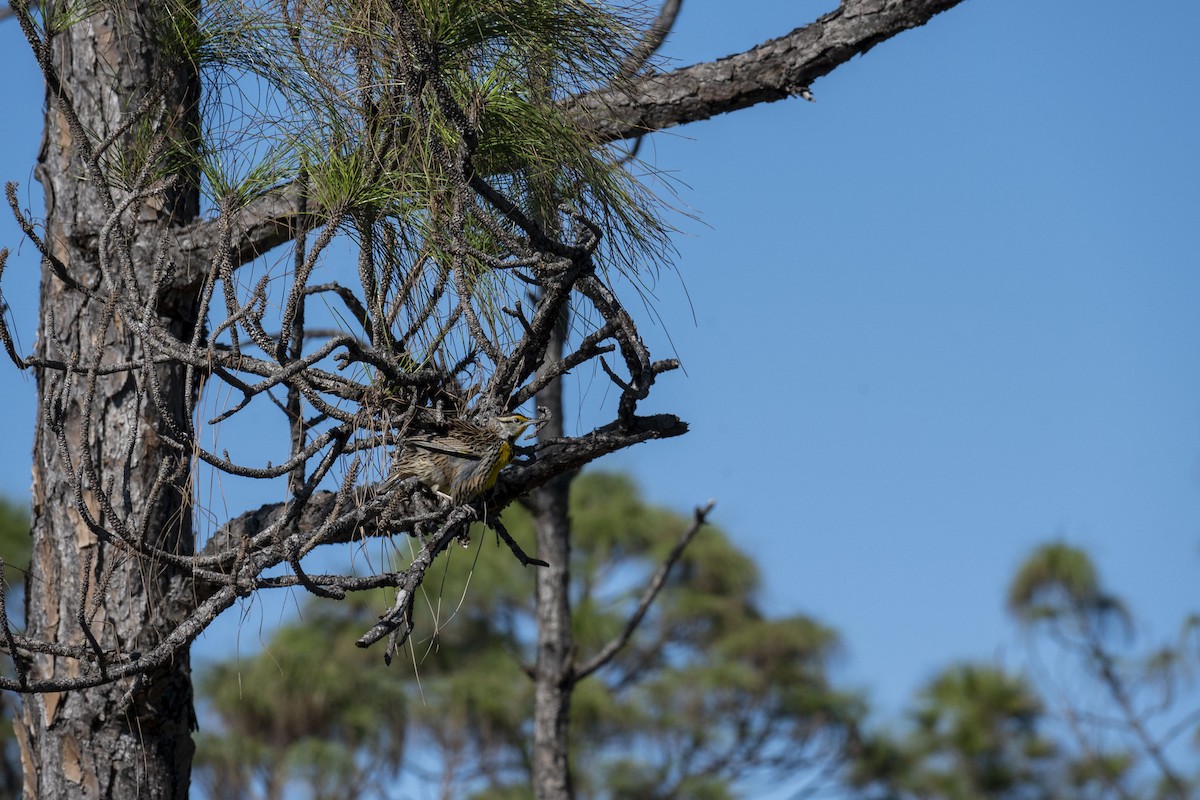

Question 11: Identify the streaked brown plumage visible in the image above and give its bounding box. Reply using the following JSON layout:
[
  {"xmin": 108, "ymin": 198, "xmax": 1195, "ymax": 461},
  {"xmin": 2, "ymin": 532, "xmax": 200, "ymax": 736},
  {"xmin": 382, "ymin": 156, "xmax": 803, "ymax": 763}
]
[{"xmin": 382, "ymin": 413, "xmax": 536, "ymax": 502}]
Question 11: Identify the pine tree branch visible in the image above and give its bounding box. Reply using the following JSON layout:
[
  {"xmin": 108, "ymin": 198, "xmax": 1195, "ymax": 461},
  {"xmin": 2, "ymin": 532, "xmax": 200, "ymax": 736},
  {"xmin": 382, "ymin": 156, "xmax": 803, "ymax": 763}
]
[
  {"xmin": 190, "ymin": 413, "xmax": 688, "ymax": 576},
  {"xmin": 167, "ymin": 181, "xmax": 314, "ymax": 289},
  {"xmin": 169, "ymin": 0, "xmax": 969, "ymax": 273},
  {"xmin": 570, "ymin": 0, "xmax": 970, "ymax": 143}
]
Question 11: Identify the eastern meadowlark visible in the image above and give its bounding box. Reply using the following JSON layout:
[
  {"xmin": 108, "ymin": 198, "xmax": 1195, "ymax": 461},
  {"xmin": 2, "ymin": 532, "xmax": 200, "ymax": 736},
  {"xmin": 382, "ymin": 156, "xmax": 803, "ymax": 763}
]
[{"xmin": 382, "ymin": 413, "xmax": 538, "ymax": 502}]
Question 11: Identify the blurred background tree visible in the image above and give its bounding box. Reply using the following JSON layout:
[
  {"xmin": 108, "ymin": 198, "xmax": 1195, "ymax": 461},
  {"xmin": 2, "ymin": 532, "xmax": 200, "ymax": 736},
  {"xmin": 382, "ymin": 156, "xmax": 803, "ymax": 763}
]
[
  {"xmin": 851, "ymin": 663, "xmax": 1061, "ymax": 799},
  {"xmin": 194, "ymin": 477, "xmax": 1200, "ymax": 799},
  {"xmin": 0, "ymin": 495, "xmax": 28, "ymax": 798},
  {"xmin": 1006, "ymin": 543, "xmax": 1198, "ymax": 800},
  {"xmin": 851, "ymin": 543, "xmax": 1199, "ymax": 800},
  {"xmin": 3, "ymin": 468, "xmax": 1197, "ymax": 799},
  {"xmin": 195, "ymin": 472, "xmax": 862, "ymax": 799}
]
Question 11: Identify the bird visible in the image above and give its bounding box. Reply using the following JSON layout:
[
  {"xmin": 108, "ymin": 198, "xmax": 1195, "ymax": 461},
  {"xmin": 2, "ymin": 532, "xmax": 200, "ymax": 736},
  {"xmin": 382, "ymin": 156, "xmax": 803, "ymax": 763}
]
[{"xmin": 382, "ymin": 412, "xmax": 538, "ymax": 502}]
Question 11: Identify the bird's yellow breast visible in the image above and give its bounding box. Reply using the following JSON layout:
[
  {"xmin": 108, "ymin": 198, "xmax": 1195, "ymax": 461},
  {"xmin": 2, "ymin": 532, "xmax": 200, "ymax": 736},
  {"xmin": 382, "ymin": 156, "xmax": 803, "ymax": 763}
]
[{"xmin": 483, "ymin": 441, "xmax": 513, "ymax": 490}]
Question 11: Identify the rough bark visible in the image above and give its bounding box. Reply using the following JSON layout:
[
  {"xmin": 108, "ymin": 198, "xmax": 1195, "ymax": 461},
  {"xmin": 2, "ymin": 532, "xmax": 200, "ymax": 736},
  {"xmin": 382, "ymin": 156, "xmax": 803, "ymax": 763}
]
[
  {"xmin": 531, "ymin": 309, "xmax": 576, "ymax": 800},
  {"xmin": 569, "ymin": 0, "xmax": 970, "ymax": 143},
  {"xmin": 17, "ymin": 3, "xmax": 200, "ymax": 797}
]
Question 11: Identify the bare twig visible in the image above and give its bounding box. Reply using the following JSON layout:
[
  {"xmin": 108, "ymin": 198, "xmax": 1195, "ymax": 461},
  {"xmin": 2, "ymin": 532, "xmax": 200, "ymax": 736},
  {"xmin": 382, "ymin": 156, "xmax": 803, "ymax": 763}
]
[
  {"xmin": 574, "ymin": 499, "xmax": 715, "ymax": 681},
  {"xmin": 616, "ymin": 0, "xmax": 683, "ymax": 81}
]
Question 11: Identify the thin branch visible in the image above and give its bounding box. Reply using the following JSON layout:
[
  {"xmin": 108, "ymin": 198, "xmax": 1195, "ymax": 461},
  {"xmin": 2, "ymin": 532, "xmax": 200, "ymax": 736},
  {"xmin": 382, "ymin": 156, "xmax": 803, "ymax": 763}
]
[
  {"xmin": 355, "ymin": 507, "xmax": 476, "ymax": 656},
  {"xmin": 1085, "ymin": 632, "xmax": 1191, "ymax": 799},
  {"xmin": 616, "ymin": 0, "xmax": 683, "ymax": 81},
  {"xmin": 573, "ymin": 499, "xmax": 714, "ymax": 681},
  {"xmin": 0, "ymin": 558, "xmax": 27, "ymax": 688},
  {"xmin": 487, "ymin": 516, "xmax": 549, "ymax": 568}
]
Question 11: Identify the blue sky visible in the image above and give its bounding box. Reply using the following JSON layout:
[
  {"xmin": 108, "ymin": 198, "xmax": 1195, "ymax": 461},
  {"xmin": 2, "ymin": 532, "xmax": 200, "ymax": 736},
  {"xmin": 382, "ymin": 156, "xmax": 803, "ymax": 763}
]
[{"xmin": 1, "ymin": 0, "xmax": 1198, "ymax": 741}]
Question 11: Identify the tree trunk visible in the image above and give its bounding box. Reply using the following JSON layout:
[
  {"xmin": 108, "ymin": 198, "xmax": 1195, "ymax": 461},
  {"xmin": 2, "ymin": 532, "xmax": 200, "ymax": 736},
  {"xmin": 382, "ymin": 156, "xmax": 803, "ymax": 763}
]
[
  {"xmin": 17, "ymin": 3, "xmax": 200, "ymax": 797},
  {"xmin": 531, "ymin": 311, "xmax": 575, "ymax": 800}
]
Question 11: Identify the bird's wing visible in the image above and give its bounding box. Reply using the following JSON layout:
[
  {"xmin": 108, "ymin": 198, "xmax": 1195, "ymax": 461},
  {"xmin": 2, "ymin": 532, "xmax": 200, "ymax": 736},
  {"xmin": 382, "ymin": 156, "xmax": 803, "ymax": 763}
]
[{"xmin": 404, "ymin": 434, "xmax": 483, "ymax": 462}]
